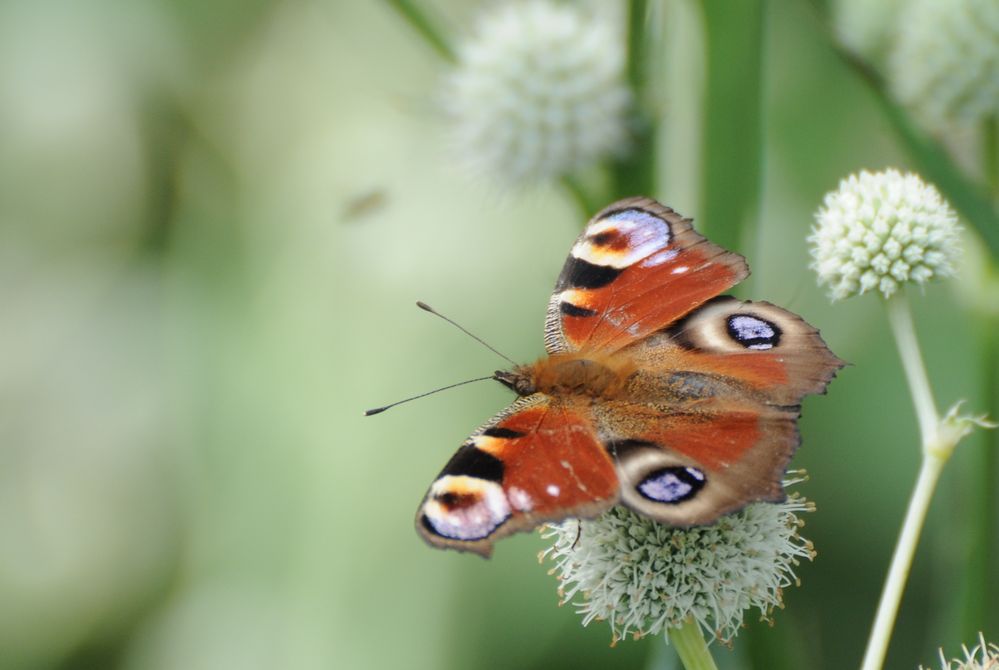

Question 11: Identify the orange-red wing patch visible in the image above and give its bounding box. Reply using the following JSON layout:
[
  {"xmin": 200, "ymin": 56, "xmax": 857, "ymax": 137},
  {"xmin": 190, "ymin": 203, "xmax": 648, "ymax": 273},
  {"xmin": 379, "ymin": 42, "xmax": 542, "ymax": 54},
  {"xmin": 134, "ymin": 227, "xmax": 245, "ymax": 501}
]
[
  {"xmin": 562, "ymin": 245, "xmax": 745, "ymax": 352},
  {"xmin": 546, "ymin": 198, "xmax": 748, "ymax": 355},
  {"xmin": 416, "ymin": 400, "xmax": 619, "ymax": 557}
]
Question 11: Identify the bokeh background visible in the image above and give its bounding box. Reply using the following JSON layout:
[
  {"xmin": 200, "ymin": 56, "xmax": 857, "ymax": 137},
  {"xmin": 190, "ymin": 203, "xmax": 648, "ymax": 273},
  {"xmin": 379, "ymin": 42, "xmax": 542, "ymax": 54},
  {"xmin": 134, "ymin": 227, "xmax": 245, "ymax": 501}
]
[{"xmin": 0, "ymin": 1, "xmax": 996, "ymax": 669}]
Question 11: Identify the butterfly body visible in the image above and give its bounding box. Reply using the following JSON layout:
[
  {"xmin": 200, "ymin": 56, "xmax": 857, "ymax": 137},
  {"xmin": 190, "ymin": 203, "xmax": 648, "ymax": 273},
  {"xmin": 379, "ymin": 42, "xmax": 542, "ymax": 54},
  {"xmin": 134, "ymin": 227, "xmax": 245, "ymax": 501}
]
[{"xmin": 416, "ymin": 198, "xmax": 843, "ymax": 557}]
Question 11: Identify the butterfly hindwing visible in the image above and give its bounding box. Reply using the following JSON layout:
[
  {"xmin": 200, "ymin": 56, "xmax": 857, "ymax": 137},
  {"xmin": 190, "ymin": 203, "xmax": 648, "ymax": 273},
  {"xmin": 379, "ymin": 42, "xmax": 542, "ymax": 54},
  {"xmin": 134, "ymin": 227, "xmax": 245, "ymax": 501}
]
[
  {"xmin": 592, "ymin": 296, "xmax": 843, "ymax": 523},
  {"xmin": 416, "ymin": 397, "xmax": 619, "ymax": 557},
  {"xmin": 544, "ymin": 197, "xmax": 749, "ymax": 355},
  {"xmin": 597, "ymin": 401, "xmax": 800, "ymax": 525}
]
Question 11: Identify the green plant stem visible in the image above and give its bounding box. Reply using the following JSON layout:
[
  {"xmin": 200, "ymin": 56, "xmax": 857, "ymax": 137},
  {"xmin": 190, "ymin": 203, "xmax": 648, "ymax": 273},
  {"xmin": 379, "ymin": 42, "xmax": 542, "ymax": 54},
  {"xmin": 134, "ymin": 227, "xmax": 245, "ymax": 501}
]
[
  {"xmin": 697, "ymin": 0, "xmax": 765, "ymax": 258},
  {"xmin": 382, "ymin": 0, "xmax": 455, "ymax": 62},
  {"xmin": 669, "ymin": 619, "xmax": 719, "ymax": 670},
  {"xmin": 861, "ymin": 451, "xmax": 946, "ymax": 670},
  {"xmin": 986, "ymin": 116, "xmax": 998, "ymax": 201},
  {"xmin": 963, "ymin": 314, "xmax": 999, "ymax": 637},
  {"xmin": 886, "ymin": 295, "xmax": 940, "ymax": 438},
  {"xmin": 610, "ymin": 0, "xmax": 658, "ymax": 198},
  {"xmin": 861, "ymin": 294, "xmax": 948, "ymax": 670}
]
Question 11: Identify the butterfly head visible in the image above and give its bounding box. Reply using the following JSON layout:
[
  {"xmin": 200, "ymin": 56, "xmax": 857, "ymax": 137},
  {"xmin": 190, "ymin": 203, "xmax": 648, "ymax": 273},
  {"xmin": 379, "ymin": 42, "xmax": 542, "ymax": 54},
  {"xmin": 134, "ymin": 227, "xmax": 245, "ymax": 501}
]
[{"xmin": 493, "ymin": 368, "xmax": 537, "ymax": 396}]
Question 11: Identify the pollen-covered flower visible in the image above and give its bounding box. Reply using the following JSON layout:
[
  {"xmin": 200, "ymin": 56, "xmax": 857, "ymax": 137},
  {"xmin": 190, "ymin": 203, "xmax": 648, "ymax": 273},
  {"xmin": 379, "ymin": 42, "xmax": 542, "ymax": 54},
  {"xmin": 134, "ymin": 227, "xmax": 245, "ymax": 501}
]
[
  {"xmin": 888, "ymin": 0, "xmax": 999, "ymax": 129},
  {"xmin": 922, "ymin": 633, "xmax": 999, "ymax": 670},
  {"xmin": 540, "ymin": 477, "xmax": 814, "ymax": 644},
  {"xmin": 809, "ymin": 169, "xmax": 961, "ymax": 300},
  {"xmin": 444, "ymin": 1, "xmax": 630, "ymax": 185}
]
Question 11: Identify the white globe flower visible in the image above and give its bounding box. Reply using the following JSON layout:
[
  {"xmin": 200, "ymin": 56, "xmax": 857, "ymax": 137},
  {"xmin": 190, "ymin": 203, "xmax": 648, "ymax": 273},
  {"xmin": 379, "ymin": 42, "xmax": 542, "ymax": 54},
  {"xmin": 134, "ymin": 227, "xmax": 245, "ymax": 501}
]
[
  {"xmin": 810, "ymin": 169, "xmax": 962, "ymax": 300},
  {"xmin": 444, "ymin": 1, "xmax": 631, "ymax": 185},
  {"xmin": 540, "ymin": 478, "xmax": 814, "ymax": 644},
  {"xmin": 889, "ymin": 0, "xmax": 999, "ymax": 129}
]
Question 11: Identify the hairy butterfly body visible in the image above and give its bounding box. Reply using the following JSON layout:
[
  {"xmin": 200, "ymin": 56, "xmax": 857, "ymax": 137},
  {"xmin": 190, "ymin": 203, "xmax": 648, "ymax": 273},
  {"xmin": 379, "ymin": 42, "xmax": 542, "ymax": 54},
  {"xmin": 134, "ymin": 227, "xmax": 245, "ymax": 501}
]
[{"xmin": 417, "ymin": 197, "xmax": 843, "ymax": 557}]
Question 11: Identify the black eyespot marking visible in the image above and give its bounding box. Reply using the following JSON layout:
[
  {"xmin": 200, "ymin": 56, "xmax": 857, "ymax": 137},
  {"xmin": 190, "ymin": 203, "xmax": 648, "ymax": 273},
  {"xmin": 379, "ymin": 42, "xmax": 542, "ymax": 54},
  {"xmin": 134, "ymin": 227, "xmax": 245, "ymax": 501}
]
[
  {"xmin": 482, "ymin": 427, "xmax": 525, "ymax": 439},
  {"xmin": 440, "ymin": 444, "xmax": 505, "ymax": 482},
  {"xmin": 561, "ymin": 257, "xmax": 622, "ymax": 289},
  {"xmin": 637, "ymin": 466, "xmax": 706, "ymax": 504},
  {"xmin": 560, "ymin": 301, "xmax": 597, "ymax": 318},
  {"xmin": 727, "ymin": 314, "xmax": 781, "ymax": 350},
  {"xmin": 665, "ymin": 296, "xmax": 737, "ymax": 349}
]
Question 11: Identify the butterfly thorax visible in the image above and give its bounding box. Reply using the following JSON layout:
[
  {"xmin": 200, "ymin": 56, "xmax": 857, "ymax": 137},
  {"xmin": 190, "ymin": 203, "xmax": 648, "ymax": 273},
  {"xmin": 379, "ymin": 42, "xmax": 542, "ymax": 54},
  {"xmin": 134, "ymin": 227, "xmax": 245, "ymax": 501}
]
[{"xmin": 495, "ymin": 352, "xmax": 636, "ymax": 399}]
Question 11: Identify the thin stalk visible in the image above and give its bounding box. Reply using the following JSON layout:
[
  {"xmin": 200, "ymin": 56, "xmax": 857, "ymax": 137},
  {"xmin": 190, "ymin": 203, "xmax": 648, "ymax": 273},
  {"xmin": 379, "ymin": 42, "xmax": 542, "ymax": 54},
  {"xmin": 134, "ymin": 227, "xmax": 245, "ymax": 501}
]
[
  {"xmin": 669, "ymin": 619, "xmax": 719, "ymax": 670},
  {"xmin": 382, "ymin": 0, "xmax": 456, "ymax": 62},
  {"xmin": 986, "ymin": 116, "xmax": 998, "ymax": 201},
  {"xmin": 610, "ymin": 0, "xmax": 658, "ymax": 198},
  {"xmin": 861, "ymin": 294, "xmax": 948, "ymax": 670},
  {"xmin": 860, "ymin": 454, "xmax": 946, "ymax": 670},
  {"xmin": 886, "ymin": 294, "xmax": 940, "ymax": 439},
  {"xmin": 962, "ymin": 315, "xmax": 999, "ymax": 637},
  {"xmin": 697, "ymin": 0, "xmax": 765, "ymax": 257},
  {"xmin": 960, "ymin": 115, "xmax": 999, "ymax": 638}
]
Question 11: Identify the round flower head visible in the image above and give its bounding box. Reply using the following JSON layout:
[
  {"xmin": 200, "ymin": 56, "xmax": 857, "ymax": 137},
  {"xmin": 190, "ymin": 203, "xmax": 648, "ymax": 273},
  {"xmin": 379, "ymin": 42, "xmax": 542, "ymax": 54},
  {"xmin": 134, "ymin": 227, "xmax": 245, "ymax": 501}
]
[
  {"xmin": 923, "ymin": 633, "xmax": 999, "ymax": 670},
  {"xmin": 540, "ymin": 477, "xmax": 814, "ymax": 644},
  {"xmin": 810, "ymin": 169, "xmax": 961, "ymax": 300},
  {"xmin": 889, "ymin": 0, "xmax": 999, "ymax": 129},
  {"xmin": 444, "ymin": 1, "xmax": 630, "ymax": 185}
]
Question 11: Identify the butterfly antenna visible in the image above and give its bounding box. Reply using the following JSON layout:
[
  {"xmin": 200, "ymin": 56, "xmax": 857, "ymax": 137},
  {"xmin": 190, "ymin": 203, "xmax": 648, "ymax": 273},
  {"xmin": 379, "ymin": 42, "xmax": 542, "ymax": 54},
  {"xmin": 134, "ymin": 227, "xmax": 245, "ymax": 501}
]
[
  {"xmin": 364, "ymin": 376, "xmax": 494, "ymax": 416},
  {"xmin": 416, "ymin": 301, "xmax": 517, "ymax": 366}
]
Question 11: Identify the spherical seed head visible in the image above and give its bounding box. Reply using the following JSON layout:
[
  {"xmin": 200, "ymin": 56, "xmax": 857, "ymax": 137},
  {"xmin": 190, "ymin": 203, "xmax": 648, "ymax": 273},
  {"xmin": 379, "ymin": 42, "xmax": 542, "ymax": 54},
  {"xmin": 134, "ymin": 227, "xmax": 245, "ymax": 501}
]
[
  {"xmin": 444, "ymin": 1, "xmax": 631, "ymax": 185},
  {"xmin": 540, "ymin": 482, "xmax": 814, "ymax": 644},
  {"xmin": 810, "ymin": 169, "xmax": 961, "ymax": 301},
  {"xmin": 889, "ymin": 0, "xmax": 999, "ymax": 129}
]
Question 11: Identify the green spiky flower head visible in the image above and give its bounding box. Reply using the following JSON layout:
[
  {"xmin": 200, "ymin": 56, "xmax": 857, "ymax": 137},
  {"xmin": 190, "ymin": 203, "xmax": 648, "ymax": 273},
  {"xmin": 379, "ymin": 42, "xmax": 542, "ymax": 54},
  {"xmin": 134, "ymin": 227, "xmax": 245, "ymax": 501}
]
[{"xmin": 541, "ymin": 477, "xmax": 814, "ymax": 644}]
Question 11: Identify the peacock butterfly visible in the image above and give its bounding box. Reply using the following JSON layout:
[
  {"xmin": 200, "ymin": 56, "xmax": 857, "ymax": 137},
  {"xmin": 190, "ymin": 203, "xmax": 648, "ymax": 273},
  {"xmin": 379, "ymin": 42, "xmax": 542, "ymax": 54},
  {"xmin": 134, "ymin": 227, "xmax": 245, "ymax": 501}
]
[{"xmin": 414, "ymin": 197, "xmax": 843, "ymax": 557}]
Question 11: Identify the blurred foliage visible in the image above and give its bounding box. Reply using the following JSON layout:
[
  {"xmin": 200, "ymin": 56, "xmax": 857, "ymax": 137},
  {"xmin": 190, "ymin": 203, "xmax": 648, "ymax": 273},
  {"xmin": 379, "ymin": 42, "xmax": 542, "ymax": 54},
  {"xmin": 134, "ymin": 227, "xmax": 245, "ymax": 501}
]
[{"xmin": 0, "ymin": 1, "xmax": 995, "ymax": 669}]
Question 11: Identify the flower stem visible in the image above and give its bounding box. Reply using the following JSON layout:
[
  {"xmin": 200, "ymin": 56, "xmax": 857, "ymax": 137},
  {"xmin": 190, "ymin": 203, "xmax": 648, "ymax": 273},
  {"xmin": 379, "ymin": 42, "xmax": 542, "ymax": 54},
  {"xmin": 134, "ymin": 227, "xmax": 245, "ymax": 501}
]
[
  {"xmin": 669, "ymin": 619, "xmax": 719, "ymax": 670},
  {"xmin": 697, "ymin": 0, "xmax": 765, "ymax": 257},
  {"xmin": 382, "ymin": 0, "xmax": 456, "ymax": 62},
  {"xmin": 610, "ymin": 0, "xmax": 659, "ymax": 198},
  {"xmin": 986, "ymin": 116, "xmax": 998, "ymax": 201},
  {"xmin": 963, "ymin": 314, "xmax": 999, "ymax": 636},
  {"xmin": 886, "ymin": 294, "xmax": 940, "ymax": 441},
  {"xmin": 860, "ymin": 452, "xmax": 946, "ymax": 670},
  {"xmin": 862, "ymin": 293, "xmax": 948, "ymax": 670}
]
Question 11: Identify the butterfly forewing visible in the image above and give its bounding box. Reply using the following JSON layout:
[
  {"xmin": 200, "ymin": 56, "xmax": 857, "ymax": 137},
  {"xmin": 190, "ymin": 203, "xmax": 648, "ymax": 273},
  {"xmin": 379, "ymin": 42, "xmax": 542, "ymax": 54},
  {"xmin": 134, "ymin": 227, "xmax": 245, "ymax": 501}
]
[
  {"xmin": 544, "ymin": 197, "xmax": 749, "ymax": 355},
  {"xmin": 416, "ymin": 398, "xmax": 619, "ymax": 557}
]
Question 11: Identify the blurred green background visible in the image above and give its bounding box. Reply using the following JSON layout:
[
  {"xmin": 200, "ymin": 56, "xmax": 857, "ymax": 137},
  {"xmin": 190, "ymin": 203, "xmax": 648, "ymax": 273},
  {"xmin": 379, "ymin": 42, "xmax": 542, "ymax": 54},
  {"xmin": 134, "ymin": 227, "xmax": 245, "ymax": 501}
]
[{"xmin": 0, "ymin": 1, "xmax": 995, "ymax": 669}]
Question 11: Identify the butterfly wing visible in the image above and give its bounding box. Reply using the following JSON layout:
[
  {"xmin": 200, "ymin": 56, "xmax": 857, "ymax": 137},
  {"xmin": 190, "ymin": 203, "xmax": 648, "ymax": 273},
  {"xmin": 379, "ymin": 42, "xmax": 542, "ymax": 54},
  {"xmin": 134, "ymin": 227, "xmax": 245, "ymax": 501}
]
[
  {"xmin": 593, "ymin": 297, "xmax": 843, "ymax": 524},
  {"xmin": 544, "ymin": 197, "xmax": 749, "ymax": 355},
  {"xmin": 416, "ymin": 397, "xmax": 619, "ymax": 557}
]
